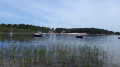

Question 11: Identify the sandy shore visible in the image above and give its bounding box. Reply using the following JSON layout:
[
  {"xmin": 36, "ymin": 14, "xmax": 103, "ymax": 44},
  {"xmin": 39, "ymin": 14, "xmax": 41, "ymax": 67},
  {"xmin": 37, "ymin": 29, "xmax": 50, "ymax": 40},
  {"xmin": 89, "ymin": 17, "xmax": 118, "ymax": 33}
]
[
  {"xmin": 48, "ymin": 33, "xmax": 88, "ymax": 35},
  {"xmin": 61, "ymin": 33, "xmax": 88, "ymax": 35}
]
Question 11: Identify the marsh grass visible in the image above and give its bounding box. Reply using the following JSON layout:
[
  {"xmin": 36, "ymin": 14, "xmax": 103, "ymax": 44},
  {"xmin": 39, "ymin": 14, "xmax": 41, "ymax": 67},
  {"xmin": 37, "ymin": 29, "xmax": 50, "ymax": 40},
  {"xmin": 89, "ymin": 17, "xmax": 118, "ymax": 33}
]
[{"xmin": 0, "ymin": 44, "xmax": 108, "ymax": 67}]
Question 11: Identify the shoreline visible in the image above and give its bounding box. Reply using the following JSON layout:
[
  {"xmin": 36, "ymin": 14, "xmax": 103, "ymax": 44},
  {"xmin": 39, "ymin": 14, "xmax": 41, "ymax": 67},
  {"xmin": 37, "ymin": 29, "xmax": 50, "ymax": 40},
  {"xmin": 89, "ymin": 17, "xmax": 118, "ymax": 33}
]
[
  {"xmin": 59, "ymin": 33, "xmax": 88, "ymax": 35},
  {"xmin": 0, "ymin": 32, "xmax": 112, "ymax": 35},
  {"xmin": 48, "ymin": 33, "xmax": 107, "ymax": 35}
]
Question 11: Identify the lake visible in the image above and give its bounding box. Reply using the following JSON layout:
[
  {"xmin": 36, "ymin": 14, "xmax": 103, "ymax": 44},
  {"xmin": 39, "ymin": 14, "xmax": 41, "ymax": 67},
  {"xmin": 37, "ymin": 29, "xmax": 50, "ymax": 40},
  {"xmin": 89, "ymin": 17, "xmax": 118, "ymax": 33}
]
[{"xmin": 0, "ymin": 34, "xmax": 120, "ymax": 67}]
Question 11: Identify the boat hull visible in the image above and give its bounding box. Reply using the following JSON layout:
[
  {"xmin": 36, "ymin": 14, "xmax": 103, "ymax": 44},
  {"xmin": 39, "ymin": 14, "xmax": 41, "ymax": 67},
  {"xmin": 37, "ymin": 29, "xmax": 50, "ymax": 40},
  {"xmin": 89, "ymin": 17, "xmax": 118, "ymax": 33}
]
[
  {"xmin": 76, "ymin": 36, "xmax": 83, "ymax": 38},
  {"xmin": 33, "ymin": 35, "xmax": 42, "ymax": 37}
]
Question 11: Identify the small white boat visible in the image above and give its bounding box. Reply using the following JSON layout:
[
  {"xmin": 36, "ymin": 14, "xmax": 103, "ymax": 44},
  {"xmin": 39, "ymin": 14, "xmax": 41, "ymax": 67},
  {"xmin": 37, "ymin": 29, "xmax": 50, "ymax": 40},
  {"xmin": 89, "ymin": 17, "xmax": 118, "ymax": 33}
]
[
  {"xmin": 42, "ymin": 33, "xmax": 47, "ymax": 34},
  {"xmin": 33, "ymin": 22, "xmax": 42, "ymax": 37},
  {"xmin": 33, "ymin": 32, "xmax": 42, "ymax": 37},
  {"xmin": 9, "ymin": 24, "xmax": 13, "ymax": 35},
  {"xmin": 9, "ymin": 32, "xmax": 13, "ymax": 35}
]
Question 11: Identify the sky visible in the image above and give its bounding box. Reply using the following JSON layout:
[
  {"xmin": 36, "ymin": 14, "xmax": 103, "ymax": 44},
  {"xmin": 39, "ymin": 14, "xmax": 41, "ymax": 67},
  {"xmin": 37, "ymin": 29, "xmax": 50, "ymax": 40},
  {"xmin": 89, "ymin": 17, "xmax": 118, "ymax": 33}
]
[{"xmin": 0, "ymin": 0, "xmax": 120, "ymax": 32}]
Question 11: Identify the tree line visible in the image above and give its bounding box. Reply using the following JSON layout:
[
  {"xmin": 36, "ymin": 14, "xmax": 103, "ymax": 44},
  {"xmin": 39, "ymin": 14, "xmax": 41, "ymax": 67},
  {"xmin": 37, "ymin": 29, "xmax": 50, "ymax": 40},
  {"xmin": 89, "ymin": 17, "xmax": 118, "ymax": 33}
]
[
  {"xmin": 55, "ymin": 28, "xmax": 116, "ymax": 35},
  {"xmin": 0, "ymin": 23, "xmax": 120, "ymax": 35},
  {"xmin": 0, "ymin": 23, "xmax": 51, "ymax": 33}
]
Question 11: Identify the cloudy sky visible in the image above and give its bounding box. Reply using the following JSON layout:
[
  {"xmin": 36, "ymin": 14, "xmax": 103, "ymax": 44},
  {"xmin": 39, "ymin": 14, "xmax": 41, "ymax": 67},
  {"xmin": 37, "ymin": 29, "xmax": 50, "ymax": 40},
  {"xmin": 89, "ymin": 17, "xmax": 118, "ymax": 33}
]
[{"xmin": 0, "ymin": 0, "xmax": 120, "ymax": 32}]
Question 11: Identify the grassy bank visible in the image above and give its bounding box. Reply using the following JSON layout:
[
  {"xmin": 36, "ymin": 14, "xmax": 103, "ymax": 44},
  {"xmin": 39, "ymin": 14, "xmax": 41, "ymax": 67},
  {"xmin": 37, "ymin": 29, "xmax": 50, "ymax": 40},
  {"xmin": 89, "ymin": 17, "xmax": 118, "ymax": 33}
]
[{"xmin": 0, "ymin": 44, "xmax": 109, "ymax": 67}]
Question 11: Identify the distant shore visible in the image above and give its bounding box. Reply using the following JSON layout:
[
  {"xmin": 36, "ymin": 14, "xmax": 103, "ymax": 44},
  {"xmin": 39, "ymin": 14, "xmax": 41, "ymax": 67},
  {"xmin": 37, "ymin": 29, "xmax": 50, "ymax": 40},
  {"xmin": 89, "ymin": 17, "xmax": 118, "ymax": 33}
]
[
  {"xmin": 55, "ymin": 33, "xmax": 88, "ymax": 35},
  {"xmin": 0, "ymin": 32, "xmax": 110, "ymax": 35},
  {"xmin": 48, "ymin": 33, "xmax": 108, "ymax": 35}
]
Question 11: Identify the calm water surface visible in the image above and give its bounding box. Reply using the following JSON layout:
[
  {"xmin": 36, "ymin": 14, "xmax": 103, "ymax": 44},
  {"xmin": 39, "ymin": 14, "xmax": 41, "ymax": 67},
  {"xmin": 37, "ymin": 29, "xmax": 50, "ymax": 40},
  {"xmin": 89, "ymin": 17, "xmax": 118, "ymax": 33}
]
[{"xmin": 0, "ymin": 34, "xmax": 120, "ymax": 67}]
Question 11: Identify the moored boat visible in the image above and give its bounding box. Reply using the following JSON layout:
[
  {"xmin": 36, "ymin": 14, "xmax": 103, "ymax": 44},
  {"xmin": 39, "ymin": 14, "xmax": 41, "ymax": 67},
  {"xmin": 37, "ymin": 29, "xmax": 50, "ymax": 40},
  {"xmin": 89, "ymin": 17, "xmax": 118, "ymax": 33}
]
[
  {"xmin": 9, "ymin": 24, "xmax": 13, "ymax": 35},
  {"xmin": 33, "ymin": 32, "xmax": 42, "ymax": 37},
  {"xmin": 118, "ymin": 37, "xmax": 120, "ymax": 39},
  {"xmin": 9, "ymin": 32, "xmax": 13, "ymax": 35},
  {"xmin": 76, "ymin": 35, "xmax": 83, "ymax": 38},
  {"xmin": 42, "ymin": 33, "xmax": 47, "ymax": 35}
]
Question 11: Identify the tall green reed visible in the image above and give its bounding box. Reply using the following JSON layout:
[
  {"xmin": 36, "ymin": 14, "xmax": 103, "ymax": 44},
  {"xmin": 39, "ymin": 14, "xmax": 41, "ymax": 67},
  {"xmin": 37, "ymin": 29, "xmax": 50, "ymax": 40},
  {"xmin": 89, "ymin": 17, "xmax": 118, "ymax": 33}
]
[{"xmin": 0, "ymin": 44, "xmax": 109, "ymax": 67}]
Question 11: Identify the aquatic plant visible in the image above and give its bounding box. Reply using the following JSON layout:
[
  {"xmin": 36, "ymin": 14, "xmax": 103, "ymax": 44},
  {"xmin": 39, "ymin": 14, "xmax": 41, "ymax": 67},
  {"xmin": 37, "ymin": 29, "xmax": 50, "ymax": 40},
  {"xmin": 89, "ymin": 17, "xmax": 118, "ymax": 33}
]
[{"xmin": 0, "ymin": 44, "xmax": 108, "ymax": 67}]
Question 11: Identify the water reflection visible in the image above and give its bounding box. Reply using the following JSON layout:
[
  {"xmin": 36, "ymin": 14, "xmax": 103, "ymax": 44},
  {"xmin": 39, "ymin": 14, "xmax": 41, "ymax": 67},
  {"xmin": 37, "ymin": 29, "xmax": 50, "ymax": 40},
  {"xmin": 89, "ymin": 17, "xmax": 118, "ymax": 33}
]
[
  {"xmin": 0, "ymin": 34, "xmax": 120, "ymax": 67},
  {"xmin": 0, "ymin": 34, "xmax": 33, "ymax": 42},
  {"xmin": 0, "ymin": 34, "xmax": 120, "ymax": 47}
]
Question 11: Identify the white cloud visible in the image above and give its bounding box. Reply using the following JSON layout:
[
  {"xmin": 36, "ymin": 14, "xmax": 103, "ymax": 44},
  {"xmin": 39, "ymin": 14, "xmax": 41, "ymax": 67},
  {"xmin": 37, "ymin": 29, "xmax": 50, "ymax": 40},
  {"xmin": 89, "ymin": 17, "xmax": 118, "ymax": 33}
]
[{"xmin": 0, "ymin": 0, "xmax": 120, "ymax": 31}]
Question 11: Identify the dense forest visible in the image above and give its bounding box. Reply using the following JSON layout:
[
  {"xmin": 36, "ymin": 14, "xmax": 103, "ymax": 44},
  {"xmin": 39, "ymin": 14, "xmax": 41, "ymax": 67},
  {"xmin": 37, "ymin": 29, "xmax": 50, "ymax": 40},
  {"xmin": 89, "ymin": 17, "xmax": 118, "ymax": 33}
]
[
  {"xmin": 55, "ymin": 28, "xmax": 115, "ymax": 35},
  {"xmin": 115, "ymin": 32, "xmax": 120, "ymax": 35},
  {"xmin": 0, "ymin": 23, "xmax": 120, "ymax": 35},
  {"xmin": 0, "ymin": 23, "xmax": 51, "ymax": 33}
]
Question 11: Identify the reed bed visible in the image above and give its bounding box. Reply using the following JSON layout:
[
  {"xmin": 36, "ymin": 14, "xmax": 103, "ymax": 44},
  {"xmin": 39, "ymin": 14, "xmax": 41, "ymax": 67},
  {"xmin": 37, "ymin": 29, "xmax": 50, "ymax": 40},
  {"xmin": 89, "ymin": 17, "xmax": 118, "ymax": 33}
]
[{"xmin": 0, "ymin": 44, "xmax": 108, "ymax": 67}]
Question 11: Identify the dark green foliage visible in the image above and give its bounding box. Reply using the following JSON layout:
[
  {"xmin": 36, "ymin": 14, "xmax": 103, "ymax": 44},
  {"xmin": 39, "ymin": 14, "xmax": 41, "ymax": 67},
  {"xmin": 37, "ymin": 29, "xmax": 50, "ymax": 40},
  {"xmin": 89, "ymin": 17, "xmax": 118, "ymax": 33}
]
[
  {"xmin": 115, "ymin": 32, "xmax": 120, "ymax": 35},
  {"xmin": 55, "ymin": 28, "xmax": 114, "ymax": 35},
  {"xmin": 0, "ymin": 23, "xmax": 51, "ymax": 33},
  {"xmin": 0, "ymin": 23, "xmax": 116, "ymax": 34}
]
